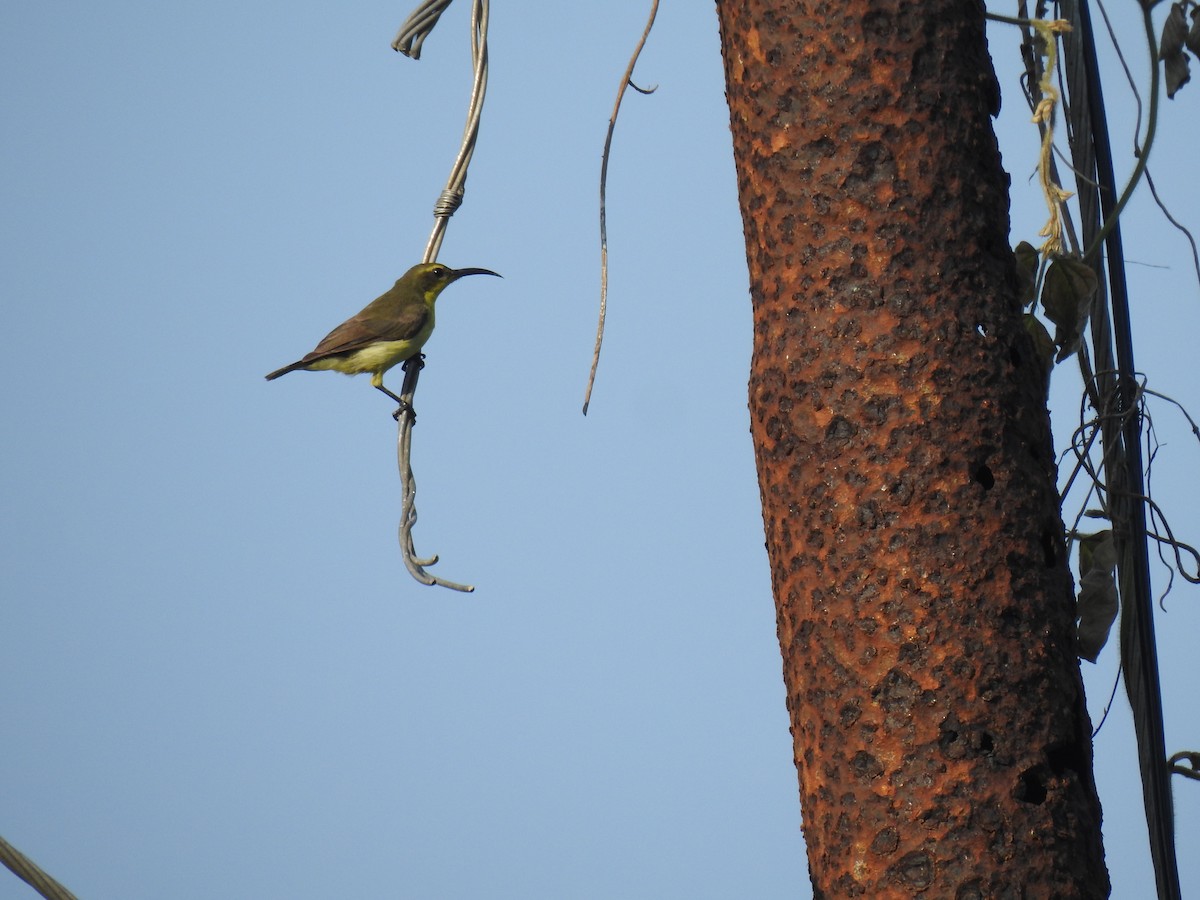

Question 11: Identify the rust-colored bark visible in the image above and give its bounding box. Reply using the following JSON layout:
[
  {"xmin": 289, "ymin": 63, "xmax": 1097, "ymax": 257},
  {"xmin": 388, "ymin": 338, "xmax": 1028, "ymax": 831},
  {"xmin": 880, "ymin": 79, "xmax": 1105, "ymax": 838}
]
[{"xmin": 715, "ymin": 1, "xmax": 1109, "ymax": 896}]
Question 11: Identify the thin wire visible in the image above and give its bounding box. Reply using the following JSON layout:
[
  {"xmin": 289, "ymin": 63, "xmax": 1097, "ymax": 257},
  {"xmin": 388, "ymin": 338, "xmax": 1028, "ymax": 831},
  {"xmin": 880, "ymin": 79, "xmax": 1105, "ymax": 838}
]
[
  {"xmin": 0, "ymin": 834, "xmax": 78, "ymax": 900},
  {"xmin": 1081, "ymin": 2, "xmax": 1160, "ymax": 262},
  {"xmin": 392, "ymin": 0, "xmax": 452, "ymax": 59},
  {"xmin": 1143, "ymin": 168, "xmax": 1200, "ymax": 293},
  {"xmin": 392, "ymin": 0, "xmax": 490, "ymax": 592},
  {"xmin": 423, "ymin": 0, "xmax": 488, "ymax": 264},
  {"xmin": 582, "ymin": 0, "xmax": 660, "ymax": 415}
]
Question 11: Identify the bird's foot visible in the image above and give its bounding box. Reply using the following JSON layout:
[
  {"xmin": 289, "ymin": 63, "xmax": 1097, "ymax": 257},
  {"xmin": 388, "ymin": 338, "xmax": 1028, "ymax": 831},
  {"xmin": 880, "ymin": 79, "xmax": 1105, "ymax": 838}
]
[{"xmin": 375, "ymin": 384, "xmax": 416, "ymax": 423}]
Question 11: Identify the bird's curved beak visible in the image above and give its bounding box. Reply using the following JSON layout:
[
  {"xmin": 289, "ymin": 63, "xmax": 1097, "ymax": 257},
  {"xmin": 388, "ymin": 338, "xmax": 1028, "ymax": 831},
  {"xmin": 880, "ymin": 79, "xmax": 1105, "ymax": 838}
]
[{"xmin": 451, "ymin": 267, "xmax": 502, "ymax": 280}]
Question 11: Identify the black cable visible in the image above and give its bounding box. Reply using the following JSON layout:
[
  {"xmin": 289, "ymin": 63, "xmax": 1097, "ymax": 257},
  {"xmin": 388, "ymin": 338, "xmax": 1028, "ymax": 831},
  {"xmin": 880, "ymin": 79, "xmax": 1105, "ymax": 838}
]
[{"xmin": 1068, "ymin": 2, "xmax": 1180, "ymax": 896}]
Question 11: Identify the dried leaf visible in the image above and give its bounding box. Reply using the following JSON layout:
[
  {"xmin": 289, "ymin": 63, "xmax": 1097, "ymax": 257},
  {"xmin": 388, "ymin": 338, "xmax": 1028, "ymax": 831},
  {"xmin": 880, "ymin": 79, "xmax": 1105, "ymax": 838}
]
[
  {"xmin": 1077, "ymin": 568, "xmax": 1119, "ymax": 662},
  {"xmin": 1079, "ymin": 529, "xmax": 1117, "ymax": 575},
  {"xmin": 1076, "ymin": 531, "xmax": 1118, "ymax": 663},
  {"xmin": 1161, "ymin": 3, "xmax": 1192, "ymax": 98},
  {"xmin": 1023, "ymin": 313, "xmax": 1056, "ymax": 375},
  {"xmin": 1161, "ymin": 2, "xmax": 1188, "ymax": 59},
  {"xmin": 1165, "ymin": 50, "xmax": 1192, "ymax": 98},
  {"xmin": 1014, "ymin": 241, "xmax": 1040, "ymax": 307},
  {"xmin": 1041, "ymin": 257, "xmax": 1098, "ymax": 361}
]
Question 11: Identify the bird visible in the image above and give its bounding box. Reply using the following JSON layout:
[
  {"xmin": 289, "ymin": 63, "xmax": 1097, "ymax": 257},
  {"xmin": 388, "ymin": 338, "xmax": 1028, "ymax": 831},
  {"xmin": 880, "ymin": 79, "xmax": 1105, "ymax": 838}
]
[{"xmin": 266, "ymin": 262, "xmax": 500, "ymax": 406}]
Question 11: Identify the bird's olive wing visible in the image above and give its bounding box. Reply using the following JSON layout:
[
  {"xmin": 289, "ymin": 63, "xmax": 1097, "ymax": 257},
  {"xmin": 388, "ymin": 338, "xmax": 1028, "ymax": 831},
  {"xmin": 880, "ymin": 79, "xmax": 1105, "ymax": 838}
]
[{"xmin": 299, "ymin": 299, "xmax": 430, "ymax": 363}]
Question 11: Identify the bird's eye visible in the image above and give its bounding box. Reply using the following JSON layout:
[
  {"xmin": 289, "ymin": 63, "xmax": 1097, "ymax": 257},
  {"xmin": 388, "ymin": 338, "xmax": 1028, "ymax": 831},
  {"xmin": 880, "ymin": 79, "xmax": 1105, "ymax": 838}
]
[{"xmin": 432, "ymin": 266, "xmax": 447, "ymax": 277}]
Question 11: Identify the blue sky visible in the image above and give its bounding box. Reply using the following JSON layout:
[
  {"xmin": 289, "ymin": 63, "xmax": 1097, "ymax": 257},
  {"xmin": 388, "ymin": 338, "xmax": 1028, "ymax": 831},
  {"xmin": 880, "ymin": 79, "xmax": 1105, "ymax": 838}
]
[{"xmin": 2, "ymin": 3, "xmax": 1197, "ymax": 897}]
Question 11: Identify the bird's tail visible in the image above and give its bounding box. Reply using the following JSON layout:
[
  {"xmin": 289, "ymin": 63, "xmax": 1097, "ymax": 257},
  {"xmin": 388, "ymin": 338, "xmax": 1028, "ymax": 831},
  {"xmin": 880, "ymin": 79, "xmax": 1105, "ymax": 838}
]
[{"xmin": 265, "ymin": 361, "xmax": 307, "ymax": 381}]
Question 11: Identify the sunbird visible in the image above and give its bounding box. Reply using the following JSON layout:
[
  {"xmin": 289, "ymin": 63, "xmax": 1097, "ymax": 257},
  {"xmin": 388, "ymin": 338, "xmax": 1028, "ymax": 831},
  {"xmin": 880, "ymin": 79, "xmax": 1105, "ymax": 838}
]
[{"xmin": 266, "ymin": 262, "xmax": 500, "ymax": 405}]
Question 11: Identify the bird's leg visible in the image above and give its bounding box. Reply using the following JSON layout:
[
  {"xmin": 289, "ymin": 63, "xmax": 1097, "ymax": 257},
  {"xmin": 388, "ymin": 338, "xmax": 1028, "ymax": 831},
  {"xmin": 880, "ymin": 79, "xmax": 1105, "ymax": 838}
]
[
  {"xmin": 376, "ymin": 381, "xmax": 415, "ymax": 422},
  {"xmin": 381, "ymin": 354, "xmax": 427, "ymax": 423}
]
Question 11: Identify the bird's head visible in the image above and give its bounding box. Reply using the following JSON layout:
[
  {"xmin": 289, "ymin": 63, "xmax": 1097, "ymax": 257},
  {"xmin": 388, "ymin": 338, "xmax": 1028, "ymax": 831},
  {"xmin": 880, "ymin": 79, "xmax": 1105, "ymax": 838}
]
[{"xmin": 404, "ymin": 262, "xmax": 501, "ymax": 303}]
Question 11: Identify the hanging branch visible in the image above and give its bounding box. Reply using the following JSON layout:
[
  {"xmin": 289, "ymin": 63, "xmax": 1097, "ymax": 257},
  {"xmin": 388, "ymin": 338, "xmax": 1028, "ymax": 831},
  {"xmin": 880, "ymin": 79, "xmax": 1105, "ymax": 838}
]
[
  {"xmin": 581, "ymin": 0, "xmax": 659, "ymax": 415},
  {"xmin": 391, "ymin": 0, "xmax": 490, "ymax": 592}
]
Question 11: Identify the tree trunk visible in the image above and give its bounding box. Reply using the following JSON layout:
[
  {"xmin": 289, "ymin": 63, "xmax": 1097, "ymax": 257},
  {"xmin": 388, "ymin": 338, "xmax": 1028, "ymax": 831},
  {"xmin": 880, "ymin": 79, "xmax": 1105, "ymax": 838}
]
[{"xmin": 714, "ymin": 1, "xmax": 1110, "ymax": 895}]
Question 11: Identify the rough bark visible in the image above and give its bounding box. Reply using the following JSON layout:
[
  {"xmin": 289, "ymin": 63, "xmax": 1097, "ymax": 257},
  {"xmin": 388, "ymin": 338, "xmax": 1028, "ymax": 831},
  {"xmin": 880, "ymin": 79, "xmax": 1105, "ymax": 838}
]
[{"xmin": 714, "ymin": 1, "xmax": 1110, "ymax": 895}]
